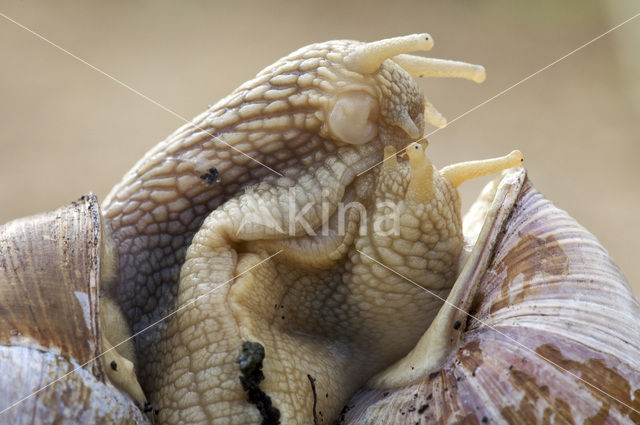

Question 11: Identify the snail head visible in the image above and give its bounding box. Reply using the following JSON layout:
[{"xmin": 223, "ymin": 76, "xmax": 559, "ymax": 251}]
[{"xmin": 250, "ymin": 33, "xmax": 485, "ymax": 149}]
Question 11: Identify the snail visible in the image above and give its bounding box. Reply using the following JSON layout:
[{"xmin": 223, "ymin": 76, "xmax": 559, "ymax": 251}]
[
  {"xmin": 102, "ymin": 32, "xmax": 490, "ymax": 424},
  {"xmin": 340, "ymin": 167, "xmax": 640, "ymax": 424},
  {"xmin": 0, "ymin": 33, "xmax": 637, "ymax": 425}
]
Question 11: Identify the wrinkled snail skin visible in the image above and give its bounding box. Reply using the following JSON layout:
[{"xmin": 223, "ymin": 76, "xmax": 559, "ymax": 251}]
[
  {"xmin": 0, "ymin": 195, "xmax": 151, "ymax": 424},
  {"xmin": 96, "ymin": 34, "xmax": 486, "ymax": 423},
  {"xmin": 341, "ymin": 168, "xmax": 640, "ymax": 425},
  {"xmin": 167, "ymin": 140, "xmax": 510, "ymax": 423}
]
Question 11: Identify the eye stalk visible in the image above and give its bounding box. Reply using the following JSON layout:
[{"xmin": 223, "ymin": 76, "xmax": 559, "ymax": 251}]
[
  {"xmin": 392, "ymin": 55, "xmax": 486, "ymax": 83},
  {"xmin": 440, "ymin": 150, "xmax": 524, "ymax": 188},
  {"xmin": 406, "ymin": 141, "xmax": 435, "ymax": 203},
  {"xmin": 344, "ymin": 33, "xmax": 434, "ymax": 74}
]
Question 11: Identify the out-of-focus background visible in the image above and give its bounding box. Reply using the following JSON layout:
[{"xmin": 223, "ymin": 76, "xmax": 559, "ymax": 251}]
[{"xmin": 1, "ymin": 0, "xmax": 639, "ymax": 294}]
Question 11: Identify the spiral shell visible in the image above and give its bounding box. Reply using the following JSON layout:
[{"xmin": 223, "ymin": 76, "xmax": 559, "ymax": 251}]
[
  {"xmin": 0, "ymin": 195, "xmax": 150, "ymax": 425},
  {"xmin": 341, "ymin": 168, "xmax": 640, "ymax": 424}
]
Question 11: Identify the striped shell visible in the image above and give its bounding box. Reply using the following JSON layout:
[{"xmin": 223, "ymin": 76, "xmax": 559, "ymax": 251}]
[
  {"xmin": 0, "ymin": 195, "xmax": 151, "ymax": 425},
  {"xmin": 341, "ymin": 168, "xmax": 640, "ymax": 424}
]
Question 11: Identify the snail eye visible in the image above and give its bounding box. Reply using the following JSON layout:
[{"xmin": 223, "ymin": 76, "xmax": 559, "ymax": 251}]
[{"xmin": 328, "ymin": 91, "xmax": 379, "ymax": 145}]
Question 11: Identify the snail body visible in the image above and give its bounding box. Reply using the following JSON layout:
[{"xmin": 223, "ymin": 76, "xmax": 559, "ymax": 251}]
[
  {"xmin": 0, "ymin": 33, "xmax": 637, "ymax": 425},
  {"xmin": 170, "ymin": 137, "xmax": 521, "ymax": 423}
]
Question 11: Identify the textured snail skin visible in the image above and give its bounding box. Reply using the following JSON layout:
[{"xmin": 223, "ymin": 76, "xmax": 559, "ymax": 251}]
[
  {"xmin": 100, "ymin": 35, "xmax": 490, "ymax": 423},
  {"xmin": 164, "ymin": 141, "xmax": 467, "ymax": 423},
  {"xmin": 342, "ymin": 169, "xmax": 640, "ymax": 425}
]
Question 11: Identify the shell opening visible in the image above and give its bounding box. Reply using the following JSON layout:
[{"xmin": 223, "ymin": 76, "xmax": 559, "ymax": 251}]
[{"xmin": 344, "ymin": 33, "xmax": 434, "ymax": 74}]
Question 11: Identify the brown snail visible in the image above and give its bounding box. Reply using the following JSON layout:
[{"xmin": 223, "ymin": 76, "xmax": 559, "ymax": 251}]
[{"xmin": 0, "ymin": 34, "xmax": 638, "ymax": 425}]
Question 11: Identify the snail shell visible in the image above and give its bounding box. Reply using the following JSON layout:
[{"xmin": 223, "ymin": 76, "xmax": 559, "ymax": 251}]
[
  {"xmin": 0, "ymin": 194, "xmax": 151, "ymax": 425},
  {"xmin": 341, "ymin": 168, "xmax": 640, "ymax": 424}
]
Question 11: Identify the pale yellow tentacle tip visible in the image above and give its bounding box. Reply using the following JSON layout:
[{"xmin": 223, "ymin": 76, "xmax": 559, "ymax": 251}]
[
  {"xmin": 405, "ymin": 141, "xmax": 424, "ymax": 160},
  {"xmin": 473, "ymin": 65, "xmax": 487, "ymax": 83},
  {"xmin": 424, "ymin": 99, "xmax": 447, "ymax": 128},
  {"xmin": 509, "ymin": 149, "xmax": 524, "ymax": 163}
]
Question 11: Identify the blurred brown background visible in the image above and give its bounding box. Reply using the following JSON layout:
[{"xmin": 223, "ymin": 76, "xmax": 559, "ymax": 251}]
[{"xmin": 1, "ymin": 1, "xmax": 639, "ymax": 294}]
